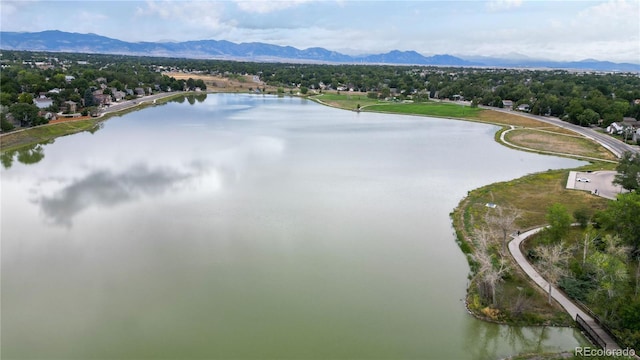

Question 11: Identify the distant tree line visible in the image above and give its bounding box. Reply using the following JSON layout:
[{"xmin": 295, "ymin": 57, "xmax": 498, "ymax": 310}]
[
  {"xmin": 0, "ymin": 51, "xmax": 206, "ymax": 132},
  {"xmin": 2, "ymin": 50, "xmax": 639, "ymax": 133}
]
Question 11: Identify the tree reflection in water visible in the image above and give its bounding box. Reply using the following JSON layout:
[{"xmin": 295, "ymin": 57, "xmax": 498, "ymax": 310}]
[{"xmin": 1, "ymin": 142, "xmax": 48, "ymax": 169}]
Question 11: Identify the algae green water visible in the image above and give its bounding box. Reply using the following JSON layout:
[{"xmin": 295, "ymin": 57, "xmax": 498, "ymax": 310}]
[{"xmin": 1, "ymin": 94, "xmax": 587, "ymax": 359}]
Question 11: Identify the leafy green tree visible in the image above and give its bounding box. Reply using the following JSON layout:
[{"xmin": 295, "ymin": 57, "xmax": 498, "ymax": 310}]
[
  {"xmin": 577, "ymin": 109, "xmax": 600, "ymax": 127},
  {"xmin": 1, "ymin": 112, "xmax": 15, "ymax": 132},
  {"xmin": 194, "ymin": 79, "xmax": 206, "ymax": 90},
  {"xmin": 83, "ymin": 88, "xmax": 95, "ymax": 107},
  {"xmin": 565, "ymin": 99, "xmax": 584, "ymax": 124},
  {"xmin": 604, "ymin": 191, "xmax": 640, "ymax": 253},
  {"xmin": 299, "ymin": 86, "xmax": 308, "ymax": 95},
  {"xmin": 544, "ymin": 203, "xmax": 573, "ymax": 243},
  {"xmin": 17, "ymin": 92, "xmax": 33, "ymax": 104},
  {"xmin": 0, "ymin": 92, "xmax": 16, "ymax": 106},
  {"xmin": 614, "ymin": 151, "xmax": 640, "ymax": 191},
  {"xmin": 573, "ymin": 208, "xmax": 591, "ymax": 228},
  {"xmin": 9, "ymin": 103, "xmax": 42, "ymax": 127},
  {"xmin": 587, "ymin": 251, "xmax": 628, "ymax": 317}
]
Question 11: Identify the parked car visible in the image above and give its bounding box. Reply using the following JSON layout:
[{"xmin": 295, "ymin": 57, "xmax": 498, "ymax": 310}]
[{"xmin": 577, "ymin": 177, "xmax": 590, "ymax": 182}]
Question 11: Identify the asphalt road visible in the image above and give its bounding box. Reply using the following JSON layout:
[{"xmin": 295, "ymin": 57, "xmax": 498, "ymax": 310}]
[{"xmin": 100, "ymin": 92, "xmax": 187, "ymax": 115}]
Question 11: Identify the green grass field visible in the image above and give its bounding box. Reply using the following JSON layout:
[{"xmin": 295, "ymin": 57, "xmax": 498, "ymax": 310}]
[
  {"xmin": 308, "ymin": 92, "xmax": 381, "ymax": 110},
  {"xmin": 365, "ymin": 102, "xmax": 482, "ymax": 119}
]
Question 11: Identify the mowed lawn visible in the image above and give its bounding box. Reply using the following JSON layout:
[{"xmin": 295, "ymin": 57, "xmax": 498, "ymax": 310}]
[
  {"xmin": 309, "ymin": 92, "xmax": 380, "ymax": 109},
  {"xmin": 365, "ymin": 102, "xmax": 482, "ymax": 119}
]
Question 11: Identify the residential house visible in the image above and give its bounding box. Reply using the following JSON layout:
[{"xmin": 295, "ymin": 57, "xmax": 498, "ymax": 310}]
[
  {"xmin": 33, "ymin": 94, "xmax": 53, "ymax": 109},
  {"xmin": 94, "ymin": 94, "xmax": 111, "ymax": 107},
  {"xmin": 134, "ymin": 88, "xmax": 145, "ymax": 97},
  {"xmin": 622, "ymin": 117, "xmax": 638, "ymax": 128},
  {"xmin": 517, "ymin": 104, "xmax": 530, "ymax": 112},
  {"xmin": 63, "ymin": 101, "xmax": 77, "ymax": 114},
  {"xmin": 112, "ymin": 90, "xmax": 126, "ymax": 102},
  {"xmin": 606, "ymin": 122, "xmax": 624, "ymax": 135},
  {"xmin": 502, "ymin": 100, "xmax": 514, "ymax": 110},
  {"xmin": 41, "ymin": 111, "xmax": 57, "ymax": 122}
]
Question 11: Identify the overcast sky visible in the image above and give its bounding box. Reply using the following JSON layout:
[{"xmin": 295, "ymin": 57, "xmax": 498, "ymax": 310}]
[{"xmin": 1, "ymin": 0, "xmax": 639, "ymax": 63}]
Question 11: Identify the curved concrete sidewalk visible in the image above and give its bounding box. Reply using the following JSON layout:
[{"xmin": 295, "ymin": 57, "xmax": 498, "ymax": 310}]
[{"xmin": 509, "ymin": 227, "xmax": 621, "ymax": 350}]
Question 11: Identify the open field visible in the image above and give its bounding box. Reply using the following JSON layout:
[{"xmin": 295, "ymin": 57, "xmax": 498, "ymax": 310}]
[
  {"xmin": 309, "ymin": 92, "xmax": 381, "ymax": 110},
  {"xmin": 365, "ymin": 101, "xmax": 482, "ymax": 119},
  {"xmin": 477, "ymin": 110, "xmax": 573, "ymax": 133},
  {"xmin": 505, "ymin": 129, "xmax": 618, "ymax": 161},
  {"xmin": 162, "ymin": 72, "xmax": 280, "ymax": 93}
]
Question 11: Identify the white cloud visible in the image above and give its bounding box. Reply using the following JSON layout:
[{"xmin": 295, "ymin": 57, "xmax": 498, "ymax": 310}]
[
  {"xmin": 134, "ymin": 0, "xmax": 236, "ymax": 39},
  {"xmin": 0, "ymin": 0, "xmax": 35, "ymax": 16},
  {"xmin": 487, "ymin": 0, "xmax": 523, "ymax": 11},
  {"xmin": 233, "ymin": 0, "xmax": 318, "ymax": 14}
]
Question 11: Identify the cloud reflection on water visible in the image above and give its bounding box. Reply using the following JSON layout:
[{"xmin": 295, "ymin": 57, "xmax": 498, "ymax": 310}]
[
  {"xmin": 37, "ymin": 165, "xmax": 193, "ymax": 227},
  {"xmin": 34, "ymin": 136, "xmax": 285, "ymax": 227}
]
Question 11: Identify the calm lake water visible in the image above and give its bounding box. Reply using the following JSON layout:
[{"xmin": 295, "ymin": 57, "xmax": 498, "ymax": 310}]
[{"xmin": 1, "ymin": 94, "xmax": 588, "ymax": 359}]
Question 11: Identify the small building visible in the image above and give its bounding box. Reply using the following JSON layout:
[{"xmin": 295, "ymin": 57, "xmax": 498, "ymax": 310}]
[
  {"xmin": 134, "ymin": 88, "xmax": 145, "ymax": 97},
  {"xmin": 622, "ymin": 117, "xmax": 638, "ymax": 128},
  {"xmin": 517, "ymin": 104, "xmax": 530, "ymax": 112},
  {"xmin": 33, "ymin": 97, "xmax": 53, "ymax": 109},
  {"xmin": 63, "ymin": 101, "xmax": 77, "ymax": 113},
  {"xmin": 502, "ymin": 100, "xmax": 514, "ymax": 110},
  {"xmin": 94, "ymin": 94, "xmax": 111, "ymax": 106},
  {"xmin": 41, "ymin": 111, "xmax": 57, "ymax": 121},
  {"xmin": 606, "ymin": 122, "xmax": 624, "ymax": 135},
  {"xmin": 112, "ymin": 90, "xmax": 126, "ymax": 102}
]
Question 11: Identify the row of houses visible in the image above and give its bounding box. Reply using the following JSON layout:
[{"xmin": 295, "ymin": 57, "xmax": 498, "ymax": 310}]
[
  {"xmin": 605, "ymin": 117, "xmax": 640, "ymax": 142},
  {"xmin": 502, "ymin": 100, "xmax": 530, "ymax": 112},
  {"xmin": 32, "ymin": 86, "xmax": 153, "ymax": 111}
]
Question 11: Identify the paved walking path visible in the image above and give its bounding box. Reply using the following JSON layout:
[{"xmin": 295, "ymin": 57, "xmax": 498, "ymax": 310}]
[{"xmin": 509, "ymin": 227, "xmax": 621, "ymax": 350}]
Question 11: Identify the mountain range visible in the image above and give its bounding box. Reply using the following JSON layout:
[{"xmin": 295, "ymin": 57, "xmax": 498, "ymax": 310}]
[{"xmin": 1, "ymin": 30, "xmax": 638, "ymax": 72}]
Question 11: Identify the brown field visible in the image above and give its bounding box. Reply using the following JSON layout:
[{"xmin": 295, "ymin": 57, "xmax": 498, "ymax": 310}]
[
  {"xmin": 163, "ymin": 72, "xmax": 279, "ymax": 93},
  {"xmin": 505, "ymin": 128, "xmax": 617, "ymax": 161},
  {"xmin": 477, "ymin": 110, "xmax": 567, "ymax": 131}
]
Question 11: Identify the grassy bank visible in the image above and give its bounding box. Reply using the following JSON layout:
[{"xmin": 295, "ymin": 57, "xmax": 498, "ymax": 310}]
[
  {"xmin": 0, "ymin": 92, "xmax": 191, "ymax": 152},
  {"xmin": 0, "ymin": 119, "xmax": 101, "ymax": 152},
  {"xmin": 451, "ymin": 162, "xmax": 614, "ymax": 325}
]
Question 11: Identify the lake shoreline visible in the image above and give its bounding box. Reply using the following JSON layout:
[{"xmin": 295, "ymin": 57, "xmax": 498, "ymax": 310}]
[
  {"xmin": 1, "ymin": 94, "xmax": 604, "ymax": 358},
  {"xmin": 0, "ymin": 92, "xmax": 611, "ymax": 331}
]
